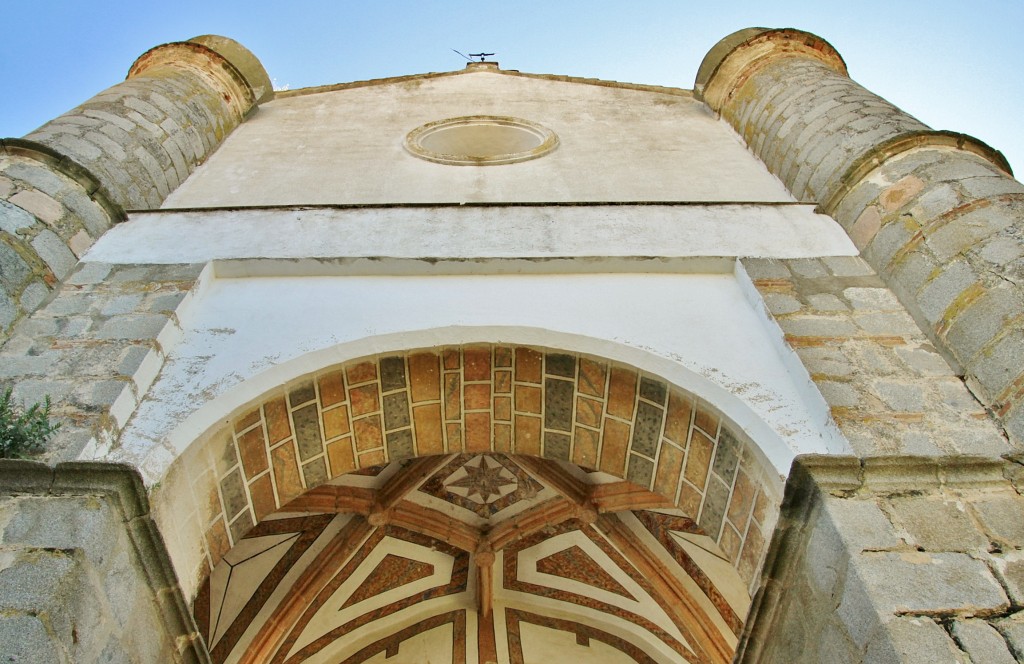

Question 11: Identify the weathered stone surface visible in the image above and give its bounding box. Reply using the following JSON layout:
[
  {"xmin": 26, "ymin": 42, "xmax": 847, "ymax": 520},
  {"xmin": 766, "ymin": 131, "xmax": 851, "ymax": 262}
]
[
  {"xmin": 9, "ymin": 188, "xmax": 64, "ymax": 225},
  {"xmin": 763, "ymin": 292, "xmax": 802, "ymax": 315},
  {"xmin": 885, "ymin": 497, "xmax": 988, "ymax": 552},
  {"xmin": 0, "ymin": 198, "xmax": 36, "ymax": 233},
  {"xmin": 817, "ymin": 381, "xmax": 860, "ymax": 407},
  {"xmin": 779, "ymin": 315, "xmax": 859, "ymax": 337},
  {"xmin": 795, "ymin": 346, "xmax": 855, "ymax": 377},
  {"xmin": 824, "ymin": 497, "xmax": 902, "ymax": 552},
  {"xmin": 0, "ymin": 239, "xmax": 32, "ymax": 289},
  {"xmin": 0, "ymin": 463, "xmax": 206, "ymax": 663},
  {"xmin": 0, "ymin": 548, "xmax": 81, "ymax": 616},
  {"xmin": 740, "ymin": 456, "xmax": 1024, "ymax": 662},
  {"xmin": 95, "ymin": 313, "xmax": 170, "ymax": 340},
  {"xmin": 0, "ymin": 289, "xmax": 15, "ymax": 329},
  {"xmin": 835, "ymin": 565, "xmax": 882, "ymax": 650},
  {"xmin": 855, "ymin": 551, "xmax": 1008, "ymax": 615},
  {"xmin": 991, "ymin": 557, "xmax": 1024, "ymax": 610},
  {"xmin": 944, "ymin": 285, "xmax": 1023, "ymax": 362},
  {"xmin": 993, "ymin": 612, "xmax": 1024, "ymax": 661},
  {"xmin": 741, "ymin": 258, "xmax": 790, "ymax": 279},
  {"xmin": 862, "ymin": 617, "xmax": 968, "ymax": 664},
  {"xmin": 0, "ymin": 613, "xmax": 64, "ymax": 663},
  {"xmin": 3, "ymin": 495, "xmax": 120, "ymax": 554},
  {"xmin": 969, "ymin": 493, "xmax": 1024, "ymax": 548},
  {"xmin": 65, "ymin": 261, "xmax": 113, "ymax": 285},
  {"xmin": 747, "ymin": 257, "xmax": 1007, "ymax": 458},
  {"xmin": 844, "ymin": 287, "xmax": 902, "ymax": 311},
  {"xmin": 0, "ymin": 260, "xmax": 201, "ymax": 460},
  {"xmin": 19, "ymin": 279, "xmax": 49, "ymax": 311},
  {"xmin": 951, "ymin": 619, "xmax": 1017, "ymax": 664},
  {"xmin": 822, "ymin": 256, "xmax": 875, "ymax": 277},
  {"xmin": 871, "ymin": 381, "xmax": 926, "ymax": 412}
]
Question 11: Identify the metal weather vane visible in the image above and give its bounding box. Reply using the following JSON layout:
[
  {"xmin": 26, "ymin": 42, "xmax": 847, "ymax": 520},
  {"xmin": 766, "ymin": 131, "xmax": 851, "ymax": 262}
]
[{"xmin": 452, "ymin": 49, "xmax": 495, "ymax": 62}]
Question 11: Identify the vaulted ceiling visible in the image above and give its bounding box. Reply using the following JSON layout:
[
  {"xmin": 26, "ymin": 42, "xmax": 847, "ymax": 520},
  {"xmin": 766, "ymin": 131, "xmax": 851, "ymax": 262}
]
[{"xmin": 196, "ymin": 453, "xmax": 758, "ymax": 664}]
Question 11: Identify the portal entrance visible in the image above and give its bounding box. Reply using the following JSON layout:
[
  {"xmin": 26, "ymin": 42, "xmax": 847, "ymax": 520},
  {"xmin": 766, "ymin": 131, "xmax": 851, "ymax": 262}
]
[{"xmin": 155, "ymin": 345, "xmax": 784, "ymax": 663}]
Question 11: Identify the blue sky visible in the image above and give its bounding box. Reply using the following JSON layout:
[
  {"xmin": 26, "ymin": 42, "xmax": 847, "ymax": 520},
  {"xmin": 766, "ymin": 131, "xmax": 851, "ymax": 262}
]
[{"xmin": 2, "ymin": 1, "xmax": 1022, "ymax": 173}]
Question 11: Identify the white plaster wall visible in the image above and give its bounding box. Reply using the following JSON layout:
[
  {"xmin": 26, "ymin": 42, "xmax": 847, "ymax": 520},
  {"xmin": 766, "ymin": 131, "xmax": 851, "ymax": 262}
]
[
  {"xmin": 102, "ymin": 262, "xmax": 849, "ymax": 484},
  {"xmin": 163, "ymin": 71, "xmax": 795, "ymax": 207},
  {"xmin": 86, "ymin": 204, "xmax": 856, "ymax": 264}
]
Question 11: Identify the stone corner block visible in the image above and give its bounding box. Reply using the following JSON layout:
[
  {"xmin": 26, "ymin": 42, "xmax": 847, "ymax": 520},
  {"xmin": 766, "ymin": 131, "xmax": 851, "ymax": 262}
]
[
  {"xmin": 856, "ymin": 551, "xmax": 1008, "ymax": 616},
  {"xmin": 885, "ymin": 496, "xmax": 989, "ymax": 552},
  {"xmin": 0, "ymin": 459, "xmax": 54, "ymax": 494},
  {"xmin": 823, "ymin": 496, "xmax": 903, "ymax": 551},
  {"xmin": 791, "ymin": 454, "xmax": 863, "ymax": 493},
  {"xmin": 968, "ymin": 493, "xmax": 1024, "ymax": 549},
  {"xmin": 51, "ymin": 461, "xmax": 149, "ymax": 520}
]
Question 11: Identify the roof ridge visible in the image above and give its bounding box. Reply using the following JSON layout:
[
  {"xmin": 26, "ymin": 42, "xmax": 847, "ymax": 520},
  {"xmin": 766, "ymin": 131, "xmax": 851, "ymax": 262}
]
[{"xmin": 274, "ymin": 67, "xmax": 692, "ymax": 99}]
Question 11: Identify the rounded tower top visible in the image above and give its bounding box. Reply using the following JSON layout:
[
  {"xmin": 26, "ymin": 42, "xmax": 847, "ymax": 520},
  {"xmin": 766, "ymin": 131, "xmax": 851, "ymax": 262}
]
[
  {"xmin": 696, "ymin": 28, "xmax": 847, "ymax": 110},
  {"xmin": 694, "ymin": 27, "xmax": 771, "ymax": 92},
  {"xmin": 128, "ymin": 34, "xmax": 274, "ymax": 106},
  {"xmin": 187, "ymin": 35, "xmax": 274, "ymax": 104}
]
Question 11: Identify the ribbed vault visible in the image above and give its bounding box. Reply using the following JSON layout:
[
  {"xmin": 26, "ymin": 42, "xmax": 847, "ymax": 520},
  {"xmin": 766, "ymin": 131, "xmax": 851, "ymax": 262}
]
[{"xmin": 156, "ymin": 345, "xmax": 784, "ymax": 663}]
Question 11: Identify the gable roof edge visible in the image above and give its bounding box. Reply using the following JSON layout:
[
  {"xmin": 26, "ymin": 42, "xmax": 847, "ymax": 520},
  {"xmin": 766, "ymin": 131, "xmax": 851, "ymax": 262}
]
[{"xmin": 274, "ymin": 67, "xmax": 693, "ymax": 100}]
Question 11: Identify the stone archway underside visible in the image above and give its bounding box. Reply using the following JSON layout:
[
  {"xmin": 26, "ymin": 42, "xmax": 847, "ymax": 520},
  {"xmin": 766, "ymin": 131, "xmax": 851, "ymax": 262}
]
[
  {"xmin": 162, "ymin": 346, "xmax": 784, "ymax": 663},
  {"xmin": 196, "ymin": 455, "xmax": 763, "ymax": 664}
]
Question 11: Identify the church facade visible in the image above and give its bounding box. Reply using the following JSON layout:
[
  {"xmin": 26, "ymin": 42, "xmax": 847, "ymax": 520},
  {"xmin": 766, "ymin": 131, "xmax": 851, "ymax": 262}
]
[{"xmin": 0, "ymin": 28, "xmax": 1022, "ymax": 663}]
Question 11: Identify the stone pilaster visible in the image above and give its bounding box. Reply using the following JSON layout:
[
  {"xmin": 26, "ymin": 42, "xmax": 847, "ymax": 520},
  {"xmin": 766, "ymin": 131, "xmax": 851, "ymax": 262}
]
[
  {"xmin": 700, "ymin": 29, "xmax": 1024, "ymax": 448},
  {"xmin": 0, "ymin": 460, "xmax": 207, "ymax": 662}
]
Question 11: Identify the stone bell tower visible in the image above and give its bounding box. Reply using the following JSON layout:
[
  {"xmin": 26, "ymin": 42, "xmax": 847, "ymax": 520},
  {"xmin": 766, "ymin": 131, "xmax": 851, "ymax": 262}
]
[{"xmin": 0, "ymin": 27, "xmax": 1022, "ymax": 664}]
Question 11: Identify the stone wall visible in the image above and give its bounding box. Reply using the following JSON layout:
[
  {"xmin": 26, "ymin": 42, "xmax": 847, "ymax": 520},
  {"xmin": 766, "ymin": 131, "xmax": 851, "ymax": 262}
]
[
  {"xmin": 0, "ymin": 461, "xmax": 206, "ymax": 663},
  {"xmin": 0, "ymin": 261, "xmax": 205, "ymax": 461},
  {"xmin": 0, "ymin": 36, "xmax": 270, "ymax": 342},
  {"xmin": 0, "ymin": 145, "xmax": 120, "ymax": 344},
  {"xmin": 741, "ymin": 256, "xmax": 1008, "ymax": 459},
  {"xmin": 738, "ymin": 455, "xmax": 1024, "ymax": 663},
  {"xmin": 702, "ymin": 29, "xmax": 1024, "ymax": 449}
]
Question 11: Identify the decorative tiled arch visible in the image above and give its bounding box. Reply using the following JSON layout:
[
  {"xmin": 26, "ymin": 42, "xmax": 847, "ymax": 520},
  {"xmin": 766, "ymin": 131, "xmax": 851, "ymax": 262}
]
[{"xmin": 160, "ymin": 345, "xmax": 783, "ymax": 595}]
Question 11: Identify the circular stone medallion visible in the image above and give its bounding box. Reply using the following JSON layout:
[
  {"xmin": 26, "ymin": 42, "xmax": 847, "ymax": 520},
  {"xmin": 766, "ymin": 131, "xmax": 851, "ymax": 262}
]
[{"xmin": 405, "ymin": 115, "xmax": 558, "ymax": 165}]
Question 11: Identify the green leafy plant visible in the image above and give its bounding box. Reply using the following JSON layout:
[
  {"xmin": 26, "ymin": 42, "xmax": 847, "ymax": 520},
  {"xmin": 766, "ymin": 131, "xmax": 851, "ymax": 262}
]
[{"xmin": 0, "ymin": 388, "xmax": 60, "ymax": 459}]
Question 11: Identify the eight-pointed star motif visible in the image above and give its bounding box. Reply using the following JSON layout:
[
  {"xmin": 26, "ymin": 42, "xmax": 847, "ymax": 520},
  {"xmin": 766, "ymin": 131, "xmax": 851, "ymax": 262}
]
[{"xmin": 445, "ymin": 456, "xmax": 517, "ymax": 504}]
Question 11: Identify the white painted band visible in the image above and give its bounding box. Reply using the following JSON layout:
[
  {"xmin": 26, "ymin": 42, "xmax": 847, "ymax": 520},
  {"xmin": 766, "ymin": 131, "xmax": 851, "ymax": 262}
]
[{"xmin": 84, "ymin": 204, "xmax": 857, "ymax": 265}]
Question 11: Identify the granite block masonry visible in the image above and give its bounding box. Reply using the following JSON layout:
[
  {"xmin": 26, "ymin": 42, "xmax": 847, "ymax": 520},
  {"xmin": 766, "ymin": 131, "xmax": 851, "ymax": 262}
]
[
  {"xmin": 0, "ymin": 36, "xmax": 271, "ymax": 342},
  {"xmin": 700, "ymin": 28, "xmax": 1024, "ymax": 450}
]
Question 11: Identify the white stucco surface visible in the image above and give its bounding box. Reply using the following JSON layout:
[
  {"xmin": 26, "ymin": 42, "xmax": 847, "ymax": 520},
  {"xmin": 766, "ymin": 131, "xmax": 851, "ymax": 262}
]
[
  {"xmin": 162, "ymin": 70, "xmax": 796, "ymax": 207},
  {"xmin": 86, "ymin": 205, "xmax": 857, "ymax": 264},
  {"xmin": 102, "ymin": 262, "xmax": 850, "ymax": 483}
]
